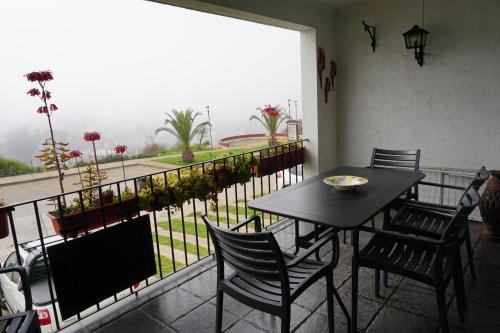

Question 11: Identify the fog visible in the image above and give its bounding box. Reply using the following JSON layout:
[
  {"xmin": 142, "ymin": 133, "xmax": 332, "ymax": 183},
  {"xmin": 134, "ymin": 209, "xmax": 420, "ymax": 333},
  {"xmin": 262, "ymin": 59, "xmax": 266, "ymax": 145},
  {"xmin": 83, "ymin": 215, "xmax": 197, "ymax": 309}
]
[{"xmin": 0, "ymin": 0, "xmax": 301, "ymax": 163}]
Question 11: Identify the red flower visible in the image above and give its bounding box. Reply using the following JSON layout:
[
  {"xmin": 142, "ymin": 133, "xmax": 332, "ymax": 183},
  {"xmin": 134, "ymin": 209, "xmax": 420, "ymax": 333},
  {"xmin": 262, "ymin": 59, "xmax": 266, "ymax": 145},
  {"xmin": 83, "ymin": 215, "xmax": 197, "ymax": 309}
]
[
  {"xmin": 27, "ymin": 88, "xmax": 40, "ymax": 96},
  {"xmin": 37, "ymin": 106, "xmax": 49, "ymax": 114},
  {"xmin": 42, "ymin": 91, "xmax": 51, "ymax": 100},
  {"xmin": 83, "ymin": 132, "xmax": 101, "ymax": 141},
  {"xmin": 25, "ymin": 71, "xmax": 53, "ymax": 82},
  {"xmin": 113, "ymin": 145, "xmax": 128, "ymax": 154},
  {"xmin": 262, "ymin": 106, "xmax": 280, "ymax": 117},
  {"xmin": 50, "ymin": 104, "xmax": 58, "ymax": 111},
  {"xmin": 68, "ymin": 150, "xmax": 83, "ymax": 158}
]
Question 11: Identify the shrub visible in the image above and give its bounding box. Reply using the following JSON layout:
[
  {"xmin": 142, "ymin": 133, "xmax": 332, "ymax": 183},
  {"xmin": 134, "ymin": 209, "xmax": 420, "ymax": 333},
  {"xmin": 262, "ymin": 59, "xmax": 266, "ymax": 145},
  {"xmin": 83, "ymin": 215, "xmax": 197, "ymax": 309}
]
[{"xmin": 0, "ymin": 156, "xmax": 44, "ymax": 177}]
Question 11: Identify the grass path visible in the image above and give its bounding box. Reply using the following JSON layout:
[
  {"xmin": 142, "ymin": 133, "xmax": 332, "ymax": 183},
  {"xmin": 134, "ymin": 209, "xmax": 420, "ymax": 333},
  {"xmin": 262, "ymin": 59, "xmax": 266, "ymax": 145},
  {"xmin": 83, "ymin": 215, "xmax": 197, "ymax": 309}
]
[{"xmin": 154, "ymin": 254, "xmax": 185, "ymax": 277}]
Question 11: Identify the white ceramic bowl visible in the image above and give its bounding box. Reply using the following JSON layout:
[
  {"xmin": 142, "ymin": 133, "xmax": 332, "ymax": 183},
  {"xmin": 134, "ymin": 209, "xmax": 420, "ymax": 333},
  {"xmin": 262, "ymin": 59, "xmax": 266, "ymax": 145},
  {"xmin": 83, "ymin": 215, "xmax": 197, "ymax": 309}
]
[{"xmin": 322, "ymin": 175, "xmax": 368, "ymax": 191}]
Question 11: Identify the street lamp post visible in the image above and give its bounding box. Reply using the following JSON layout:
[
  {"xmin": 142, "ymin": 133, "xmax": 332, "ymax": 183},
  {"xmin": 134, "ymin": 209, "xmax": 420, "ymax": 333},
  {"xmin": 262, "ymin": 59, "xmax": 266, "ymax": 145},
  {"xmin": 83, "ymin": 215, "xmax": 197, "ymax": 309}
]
[
  {"xmin": 206, "ymin": 106, "xmax": 213, "ymax": 149},
  {"xmin": 287, "ymin": 99, "xmax": 291, "ymax": 118},
  {"xmin": 294, "ymin": 100, "xmax": 298, "ymax": 120}
]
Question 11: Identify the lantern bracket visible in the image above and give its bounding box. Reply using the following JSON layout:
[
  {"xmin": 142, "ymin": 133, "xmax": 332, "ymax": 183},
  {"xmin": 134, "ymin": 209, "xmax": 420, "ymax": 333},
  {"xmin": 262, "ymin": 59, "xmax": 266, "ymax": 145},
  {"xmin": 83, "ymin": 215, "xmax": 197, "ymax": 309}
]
[
  {"xmin": 362, "ymin": 20, "xmax": 376, "ymax": 52},
  {"xmin": 415, "ymin": 47, "xmax": 424, "ymax": 66}
]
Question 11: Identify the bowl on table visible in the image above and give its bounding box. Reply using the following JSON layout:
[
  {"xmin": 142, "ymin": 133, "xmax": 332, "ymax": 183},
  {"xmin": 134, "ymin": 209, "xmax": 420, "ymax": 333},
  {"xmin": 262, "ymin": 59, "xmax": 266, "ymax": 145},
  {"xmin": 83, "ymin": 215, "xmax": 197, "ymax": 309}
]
[{"xmin": 322, "ymin": 175, "xmax": 368, "ymax": 191}]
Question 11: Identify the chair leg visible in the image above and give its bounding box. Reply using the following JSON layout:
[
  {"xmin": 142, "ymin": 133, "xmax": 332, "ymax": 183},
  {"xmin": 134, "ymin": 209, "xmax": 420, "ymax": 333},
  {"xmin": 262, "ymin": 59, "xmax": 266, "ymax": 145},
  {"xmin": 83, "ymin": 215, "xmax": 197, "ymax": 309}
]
[
  {"xmin": 326, "ymin": 272, "xmax": 335, "ymax": 333},
  {"xmin": 293, "ymin": 220, "xmax": 300, "ymax": 255},
  {"xmin": 374, "ymin": 269, "xmax": 381, "ymax": 298},
  {"xmin": 281, "ymin": 307, "xmax": 291, "ymax": 333},
  {"xmin": 343, "ymin": 230, "xmax": 347, "ymax": 244},
  {"xmin": 453, "ymin": 272, "xmax": 466, "ymax": 323},
  {"xmin": 383, "ymin": 271, "xmax": 389, "ymax": 288},
  {"xmin": 465, "ymin": 229, "xmax": 476, "ymax": 280},
  {"xmin": 215, "ymin": 289, "xmax": 224, "ymax": 333},
  {"xmin": 436, "ymin": 287, "xmax": 449, "ymax": 333},
  {"xmin": 455, "ymin": 255, "xmax": 468, "ymax": 311}
]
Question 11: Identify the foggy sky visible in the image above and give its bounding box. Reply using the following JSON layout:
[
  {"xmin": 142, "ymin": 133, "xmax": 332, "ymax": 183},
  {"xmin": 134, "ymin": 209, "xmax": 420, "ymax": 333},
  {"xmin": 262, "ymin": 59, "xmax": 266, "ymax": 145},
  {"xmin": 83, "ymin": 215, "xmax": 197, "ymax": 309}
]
[{"xmin": 0, "ymin": 0, "xmax": 301, "ymax": 163}]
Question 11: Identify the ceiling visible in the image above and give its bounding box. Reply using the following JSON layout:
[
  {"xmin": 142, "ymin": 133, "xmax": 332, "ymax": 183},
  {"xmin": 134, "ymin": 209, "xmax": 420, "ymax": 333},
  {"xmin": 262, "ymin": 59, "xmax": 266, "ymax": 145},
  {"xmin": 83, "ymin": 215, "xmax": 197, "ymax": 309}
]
[{"xmin": 292, "ymin": 0, "xmax": 374, "ymax": 11}]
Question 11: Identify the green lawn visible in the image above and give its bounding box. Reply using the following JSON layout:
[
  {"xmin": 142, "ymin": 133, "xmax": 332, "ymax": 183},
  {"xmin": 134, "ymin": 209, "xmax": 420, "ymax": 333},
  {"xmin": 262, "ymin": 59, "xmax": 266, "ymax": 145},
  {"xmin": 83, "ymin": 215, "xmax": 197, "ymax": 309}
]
[
  {"xmin": 155, "ymin": 143, "xmax": 213, "ymax": 157},
  {"xmin": 154, "ymin": 147, "xmax": 255, "ymax": 166},
  {"xmin": 158, "ymin": 218, "xmax": 208, "ymax": 238},
  {"xmin": 153, "ymin": 233, "xmax": 209, "ymax": 257},
  {"xmin": 154, "ymin": 254, "xmax": 184, "ymax": 277}
]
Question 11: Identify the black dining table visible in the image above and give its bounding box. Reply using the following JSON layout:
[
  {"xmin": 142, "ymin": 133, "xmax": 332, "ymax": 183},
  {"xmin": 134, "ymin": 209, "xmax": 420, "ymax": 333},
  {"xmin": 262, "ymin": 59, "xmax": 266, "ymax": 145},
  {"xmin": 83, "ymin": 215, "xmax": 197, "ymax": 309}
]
[{"xmin": 248, "ymin": 166, "xmax": 425, "ymax": 333}]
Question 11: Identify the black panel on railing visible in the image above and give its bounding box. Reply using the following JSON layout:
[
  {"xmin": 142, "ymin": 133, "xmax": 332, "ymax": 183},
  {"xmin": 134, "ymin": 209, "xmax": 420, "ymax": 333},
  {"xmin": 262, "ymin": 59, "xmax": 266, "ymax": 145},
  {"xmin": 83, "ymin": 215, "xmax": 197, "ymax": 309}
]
[{"xmin": 47, "ymin": 215, "xmax": 156, "ymax": 320}]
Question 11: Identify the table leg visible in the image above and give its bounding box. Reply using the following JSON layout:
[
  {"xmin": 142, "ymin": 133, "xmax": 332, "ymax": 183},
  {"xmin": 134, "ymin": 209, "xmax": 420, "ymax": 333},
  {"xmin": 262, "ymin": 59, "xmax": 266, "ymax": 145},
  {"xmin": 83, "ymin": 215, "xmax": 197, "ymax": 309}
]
[{"xmin": 351, "ymin": 229, "xmax": 359, "ymax": 333}]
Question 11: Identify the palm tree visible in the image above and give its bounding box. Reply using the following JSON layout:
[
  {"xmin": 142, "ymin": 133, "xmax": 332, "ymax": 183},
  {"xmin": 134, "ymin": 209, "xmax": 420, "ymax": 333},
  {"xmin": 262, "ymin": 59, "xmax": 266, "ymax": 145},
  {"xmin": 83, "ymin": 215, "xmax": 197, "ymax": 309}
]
[
  {"xmin": 155, "ymin": 108, "xmax": 210, "ymax": 163},
  {"xmin": 250, "ymin": 105, "xmax": 288, "ymax": 147}
]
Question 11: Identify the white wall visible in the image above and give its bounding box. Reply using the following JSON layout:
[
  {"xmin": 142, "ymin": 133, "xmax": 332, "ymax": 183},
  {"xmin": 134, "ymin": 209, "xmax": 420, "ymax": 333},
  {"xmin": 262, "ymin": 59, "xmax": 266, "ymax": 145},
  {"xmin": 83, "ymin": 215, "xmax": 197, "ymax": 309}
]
[
  {"xmin": 151, "ymin": 0, "xmax": 340, "ymax": 175},
  {"xmin": 335, "ymin": 0, "xmax": 500, "ymax": 170}
]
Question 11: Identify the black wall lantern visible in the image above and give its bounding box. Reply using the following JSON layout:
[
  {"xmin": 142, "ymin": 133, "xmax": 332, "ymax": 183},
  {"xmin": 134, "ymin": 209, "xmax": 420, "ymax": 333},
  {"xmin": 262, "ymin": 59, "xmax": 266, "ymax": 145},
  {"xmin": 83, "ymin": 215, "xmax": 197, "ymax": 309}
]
[
  {"xmin": 403, "ymin": 25, "xmax": 429, "ymax": 66},
  {"xmin": 403, "ymin": 0, "xmax": 429, "ymax": 66}
]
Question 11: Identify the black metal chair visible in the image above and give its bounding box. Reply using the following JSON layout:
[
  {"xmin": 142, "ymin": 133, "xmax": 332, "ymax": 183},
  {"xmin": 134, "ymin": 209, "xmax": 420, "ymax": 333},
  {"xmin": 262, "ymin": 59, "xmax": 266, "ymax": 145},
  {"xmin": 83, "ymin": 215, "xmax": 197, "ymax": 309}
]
[
  {"xmin": 201, "ymin": 215, "xmax": 350, "ymax": 333},
  {"xmin": 360, "ymin": 148, "xmax": 422, "ymax": 239},
  {"xmin": 0, "ymin": 266, "xmax": 41, "ymax": 333},
  {"xmin": 370, "ymin": 148, "xmax": 421, "ymax": 200},
  {"xmin": 355, "ymin": 186, "xmax": 480, "ymax": 333},
  {"xmin": 387, "ymin": 166, "xmax": 489, "ymax": 279}
]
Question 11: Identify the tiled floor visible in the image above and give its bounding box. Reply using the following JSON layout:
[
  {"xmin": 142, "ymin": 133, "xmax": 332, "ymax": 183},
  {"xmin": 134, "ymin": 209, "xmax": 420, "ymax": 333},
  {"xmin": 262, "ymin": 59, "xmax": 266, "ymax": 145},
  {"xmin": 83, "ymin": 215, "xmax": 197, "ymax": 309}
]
[{"xmin": 71, "ymin": 219, "xmax": 500, "ymax": 333}]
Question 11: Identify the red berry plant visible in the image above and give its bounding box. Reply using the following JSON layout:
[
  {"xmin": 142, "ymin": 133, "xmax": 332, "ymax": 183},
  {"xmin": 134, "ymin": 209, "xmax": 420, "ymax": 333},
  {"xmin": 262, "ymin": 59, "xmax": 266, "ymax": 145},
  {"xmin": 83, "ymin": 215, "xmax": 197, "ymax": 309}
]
[
  {"xmin": 27, "ymin": 71, "xmax": 70, "ymax": 196},
  {"xmin": 68, "ymin": 150, "xmax": 84, "ymax": 188},
  {"xmin": 83, "ymin": 132, "xmax": 107, "ymax": 185},
  {"xmin": 114, "ymin": 145, "xmax": 128, "ymax": 179}
]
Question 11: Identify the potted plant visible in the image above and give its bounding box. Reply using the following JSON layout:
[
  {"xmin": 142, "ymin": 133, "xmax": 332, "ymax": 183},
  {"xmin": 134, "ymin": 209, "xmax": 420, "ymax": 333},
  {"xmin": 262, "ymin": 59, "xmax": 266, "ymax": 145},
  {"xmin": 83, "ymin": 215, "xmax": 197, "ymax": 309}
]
[
  {"xmin": 48, "ymin": 186, "xmax": 138, "ymax": 238},
  {"xmin": 0, "ymin": 198, "xmax": 9, "ymax": 239},
  {"xmin": 253, "ymin": 144, "xmax": 305, "ymax": 177},
  {"xmin": 479, "ymin": 170, "xmax": 500, "ymax": 241},
  {"xmin": 48, "ymin": 142, "xmax": 137, "ymax": 237},
  {"xmin": 138, "ymin": 169, "xmax": 216, "ymax": 213}
]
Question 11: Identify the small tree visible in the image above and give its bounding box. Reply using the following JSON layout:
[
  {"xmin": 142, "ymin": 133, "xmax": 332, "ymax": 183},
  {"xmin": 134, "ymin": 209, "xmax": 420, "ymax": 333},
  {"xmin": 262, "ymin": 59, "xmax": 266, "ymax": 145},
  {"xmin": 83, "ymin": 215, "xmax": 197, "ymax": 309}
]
[
  {"xmin": 250, "ymin": 105, "xmax": 288, "ymax": 147},
  {"xmin": 155, "ymin": 108, "xmax": 210, "ymax": 163},
  {"xmin": 114, "ymin": 145, "xmax": 128, "ymax": 179}
]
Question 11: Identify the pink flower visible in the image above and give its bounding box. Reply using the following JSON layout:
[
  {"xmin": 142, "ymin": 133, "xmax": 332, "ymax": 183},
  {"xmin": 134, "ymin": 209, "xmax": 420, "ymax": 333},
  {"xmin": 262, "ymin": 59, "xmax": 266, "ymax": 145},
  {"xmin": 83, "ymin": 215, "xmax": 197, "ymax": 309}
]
[
  {"xmin": 25, "ymin": 71, "xmax": 53, "ymax": 82},
  {"xmin": 37, "ymin": 106, "xmax": 49, "ymax": 114},
  {"xmin": 83, "ymin": 132, "xmax": 101, "ymax": 141},
  {"xmin": 113, "ymin": 145, "xmax": 128, "ymax": 154},
  {"xmin": 50, "ymin": 104, "xmax": 58, "ymax": 111},
  {"xmin": 42, "ymin": 91, "xmax": 51, "ymax": 100},
  {"xmin": 68, "ymin": 150, "xmax": 83, "ymax": 158},
  {"xmin": 27, "ymin": 88, "xmax": 40, "ymax": 96}
]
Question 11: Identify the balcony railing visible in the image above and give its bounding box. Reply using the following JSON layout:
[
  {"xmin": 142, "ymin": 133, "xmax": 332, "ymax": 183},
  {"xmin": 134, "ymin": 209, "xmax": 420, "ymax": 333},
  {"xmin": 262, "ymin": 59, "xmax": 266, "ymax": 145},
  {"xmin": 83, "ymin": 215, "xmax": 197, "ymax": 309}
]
[
  {"xmin": 0, "ymin": 142, "xmax": 483, "ymax": 332},
  {"xmin": 0, "ymin": 140, "xmax": 306, "ymax": 332}
]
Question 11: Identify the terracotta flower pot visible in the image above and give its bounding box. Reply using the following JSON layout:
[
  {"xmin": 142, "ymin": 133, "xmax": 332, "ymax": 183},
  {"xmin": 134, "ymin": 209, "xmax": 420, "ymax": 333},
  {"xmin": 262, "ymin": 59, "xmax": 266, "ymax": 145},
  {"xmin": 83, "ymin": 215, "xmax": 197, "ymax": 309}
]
[
  {"xmin": 48, "ymin": 198, "xmax": 139, "ymax": 238},
  {"xmin": 479, "ymin": 170, "xmax": 500, "ymax": 241},
  {"xmin": 253, "ymin": 147, "xmax": 305, "ymax": 178},
  {"xmin": 0, "ymin": 212, "xmax": 9, "ymax": 239}
]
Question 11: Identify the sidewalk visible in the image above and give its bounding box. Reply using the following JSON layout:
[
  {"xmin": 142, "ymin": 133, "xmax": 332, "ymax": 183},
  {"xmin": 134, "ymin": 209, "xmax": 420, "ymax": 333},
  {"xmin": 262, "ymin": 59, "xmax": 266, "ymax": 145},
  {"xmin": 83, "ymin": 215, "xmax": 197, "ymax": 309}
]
[{"xmin": 0, "ymin": 157, "xmax": 177, "ymax": 186}]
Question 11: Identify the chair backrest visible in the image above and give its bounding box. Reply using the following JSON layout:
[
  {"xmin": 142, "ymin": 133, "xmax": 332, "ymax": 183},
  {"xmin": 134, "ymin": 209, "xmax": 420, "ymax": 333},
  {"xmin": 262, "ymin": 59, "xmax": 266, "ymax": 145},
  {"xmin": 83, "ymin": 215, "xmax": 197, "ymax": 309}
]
[
  {"xmin": 442, "ymin": 186, "xmax": 480, "ymax": 242},
  {"xmin": 456, "ymin": 166, "xmax": 489, "ymax": 205},
  {"xmin": 202, "ymin": 215, "xmax": 289, "ymax": 289},
  {"xmin": 370, "ymin": 148, "xmax": 421, "ymax": 172},
  {"xmin": 472, "ymin": 166, "xmax": 489, "ymax": 190}
]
